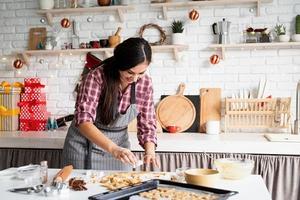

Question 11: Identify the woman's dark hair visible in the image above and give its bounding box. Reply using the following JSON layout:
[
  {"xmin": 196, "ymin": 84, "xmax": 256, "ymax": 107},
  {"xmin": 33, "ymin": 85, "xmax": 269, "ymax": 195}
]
[{"xmin": 99, "ymin": 37, "xmax": 152, "ymax": 125}]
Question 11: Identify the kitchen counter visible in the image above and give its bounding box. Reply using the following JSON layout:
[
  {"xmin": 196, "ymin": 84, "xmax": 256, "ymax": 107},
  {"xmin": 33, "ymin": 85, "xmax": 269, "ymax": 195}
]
[
  {"xmin": 0, "ymin": 131, "xmax": 299, "ymax": 200},
  {"xmin": 0, "ymin": 130, "xmax": 299, "ymax": 155},
  {"xmin": 0, "ymin": 168, "xmax": 271, "ymax": 200}
]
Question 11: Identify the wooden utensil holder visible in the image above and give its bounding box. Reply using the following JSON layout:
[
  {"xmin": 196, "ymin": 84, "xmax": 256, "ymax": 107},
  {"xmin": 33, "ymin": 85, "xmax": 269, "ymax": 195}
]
[{"xmin": 224, "ymin": 97, "xmax": 291, "ymax": 132}]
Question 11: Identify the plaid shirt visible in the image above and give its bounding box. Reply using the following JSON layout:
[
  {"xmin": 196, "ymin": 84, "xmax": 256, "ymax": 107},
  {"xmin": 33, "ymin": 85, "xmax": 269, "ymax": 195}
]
[{"xmin": 75, "ymin": 67, "xmax": 157, "ymax": 148}]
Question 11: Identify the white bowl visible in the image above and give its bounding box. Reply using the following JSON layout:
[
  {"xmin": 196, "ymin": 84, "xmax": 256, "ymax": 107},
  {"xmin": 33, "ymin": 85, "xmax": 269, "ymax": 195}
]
[
  {"xmin": 292, "ymin": 34, "xmax": 300, "ymax": 42},
  {"xmin": 16, "ymin": 164, "xmax": 40, "ymax": 179},
  {"xmin": 214, "ymin": 158, "xmax": 254, "ymax": 180}
]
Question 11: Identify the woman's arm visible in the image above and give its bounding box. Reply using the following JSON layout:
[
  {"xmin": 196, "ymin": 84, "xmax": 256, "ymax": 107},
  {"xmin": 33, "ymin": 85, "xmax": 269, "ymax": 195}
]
[{"xmin": 78, "ymin": 122, "xmax": 137, "ymax": 165}]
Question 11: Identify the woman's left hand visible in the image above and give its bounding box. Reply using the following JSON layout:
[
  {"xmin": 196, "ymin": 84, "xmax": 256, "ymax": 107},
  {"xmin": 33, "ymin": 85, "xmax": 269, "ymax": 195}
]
[{"xmin": 143, "ymin": 153, "xmax": 160, "ymax": 168}]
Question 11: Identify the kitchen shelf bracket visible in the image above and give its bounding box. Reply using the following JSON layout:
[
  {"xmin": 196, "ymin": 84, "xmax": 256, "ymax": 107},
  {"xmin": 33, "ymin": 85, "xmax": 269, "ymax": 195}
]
[
  {"xmin": 162, "ymin": 6, "xmax": 167, "ymax": 20},
  {"xmin": 45, "ymin": 12, "xmax": 54, "ymax": 26},
  {"xmin": 19, "ymin": 52, "xmax": 30, "ymax": 66},
  {"xmin": 173, "ymin": 48, "xmax": 179, "ymax": 61}
]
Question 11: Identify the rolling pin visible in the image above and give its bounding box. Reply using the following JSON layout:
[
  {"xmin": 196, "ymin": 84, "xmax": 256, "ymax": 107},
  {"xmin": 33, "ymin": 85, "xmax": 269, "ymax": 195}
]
[{"xmin": 52, "ymin": 165, "xmax": 73, "ymax": 184}]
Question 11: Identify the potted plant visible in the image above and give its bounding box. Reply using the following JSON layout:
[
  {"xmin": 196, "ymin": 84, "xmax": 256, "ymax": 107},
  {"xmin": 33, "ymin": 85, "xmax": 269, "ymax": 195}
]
[
  {"xmin": 171, "ymin": 20, "xmax": 185, "ymax": 45},
  {"xmin": 292, "ymin": 15, "xmax": 300, "ymax": 42},
  {"xmin": 274, "ymin": 24, "xmax": 290, "ymax": 42}
]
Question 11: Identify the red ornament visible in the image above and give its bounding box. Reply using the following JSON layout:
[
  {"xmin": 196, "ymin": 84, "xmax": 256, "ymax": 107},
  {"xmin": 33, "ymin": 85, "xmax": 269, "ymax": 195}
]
[
  {"xmin": 61, "ymin": 18, "xmax": 71, "ymax": 28},
  {"xmin": 13, "ymin": 59, "xmax": 23, "ymax": 69},
  {"xmin": 210, "ymin": 54, "xmax": 220, "ymax": 65},
  {"xmin": 189, "ymin": 9, "xmax": 199, "ymax": 21}
]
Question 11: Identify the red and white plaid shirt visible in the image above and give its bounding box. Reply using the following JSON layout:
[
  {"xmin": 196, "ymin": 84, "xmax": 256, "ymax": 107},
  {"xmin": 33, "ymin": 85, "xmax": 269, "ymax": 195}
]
[{"xmin": 75, "ymin": 67, "xmax": 157, "ymax": 147}]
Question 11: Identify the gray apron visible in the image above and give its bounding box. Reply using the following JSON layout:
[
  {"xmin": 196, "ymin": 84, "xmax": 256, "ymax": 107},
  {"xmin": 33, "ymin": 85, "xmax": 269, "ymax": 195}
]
[{"xmin": 62, "ymin": 82, "xmax": 138, "ymax": 170}]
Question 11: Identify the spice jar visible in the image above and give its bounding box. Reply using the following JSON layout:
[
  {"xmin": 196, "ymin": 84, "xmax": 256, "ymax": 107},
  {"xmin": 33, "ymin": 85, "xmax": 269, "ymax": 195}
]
[{"xmin": 40, "ymin": 160, "xmax": 48, "ymax": 184}]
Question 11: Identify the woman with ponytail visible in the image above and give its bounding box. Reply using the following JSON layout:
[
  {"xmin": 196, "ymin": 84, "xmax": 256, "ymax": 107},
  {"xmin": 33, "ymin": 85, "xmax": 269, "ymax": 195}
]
[{"xmin": 62, "ymin": 37, "xmax": 158, "ymax": 170}]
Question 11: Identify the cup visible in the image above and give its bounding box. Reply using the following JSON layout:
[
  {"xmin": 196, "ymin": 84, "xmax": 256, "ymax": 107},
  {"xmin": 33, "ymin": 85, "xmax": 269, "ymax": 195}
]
[
  {"xmin": 206, "ymin": 120, "xmax": 220, "ymax": 134},
  {"xmin": 166, "ymin": 125, "xmax": 180, "ymax": 133},
  {"xmin": 99, "ymin": 39, "xmax": 109, "ymax": 48},
  {"xmin": 90, "ymin": 41, "xmax": 100, "ymax": 48}
]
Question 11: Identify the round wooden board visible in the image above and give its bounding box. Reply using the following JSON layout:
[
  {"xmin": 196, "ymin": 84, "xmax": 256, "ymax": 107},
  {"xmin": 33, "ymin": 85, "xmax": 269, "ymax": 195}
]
[{"xmin": 156, "ymin": 95, "xmax": 196, "ymax": 132}]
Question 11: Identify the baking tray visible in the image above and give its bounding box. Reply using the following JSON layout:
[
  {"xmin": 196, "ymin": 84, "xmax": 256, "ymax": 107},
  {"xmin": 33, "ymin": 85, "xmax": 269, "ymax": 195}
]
[{"xmin": 88, "ymin": 179, "xmax": 238, "ymax": 200}]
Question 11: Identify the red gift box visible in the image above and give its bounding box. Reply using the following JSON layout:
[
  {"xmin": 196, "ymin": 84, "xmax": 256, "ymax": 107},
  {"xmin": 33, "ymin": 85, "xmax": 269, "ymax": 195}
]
[
  {"xmin": 21, "ymin": 93, "xmax": 46, "ymax": 102},
  {"xmin": 24, "ymin": 77, "xmax": 41, "ymax": 85},
  {"xmin": 24, "ymin": 87, "xmax": 42, "ymax": 94},
  {"xmin": 20, "ymin": 119, "xmax": 47, "ymax": 131}
]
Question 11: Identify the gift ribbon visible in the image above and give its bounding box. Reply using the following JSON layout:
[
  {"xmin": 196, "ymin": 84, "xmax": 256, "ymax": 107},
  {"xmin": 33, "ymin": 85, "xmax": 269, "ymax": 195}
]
[
  {"xmin": 0, "ymin": 106, "xmax": 20, "ymax": 116},
  {"xmin": 24, "ymin": 82, "xmax": 45, "ymax": 88},
  {"xmin": 0, "ymin": 81, "xmax": 24, "ymax": 94}
]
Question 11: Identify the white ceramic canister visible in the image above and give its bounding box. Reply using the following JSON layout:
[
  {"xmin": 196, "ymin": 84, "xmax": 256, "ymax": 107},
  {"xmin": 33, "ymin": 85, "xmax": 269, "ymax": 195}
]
[
  {"xmin": 206, "ymin": 120, "xmax": 220, "ymax": 135},
  {"xmin": 39, "ymin": 0, "xmax": 54, "ymax": 9}
]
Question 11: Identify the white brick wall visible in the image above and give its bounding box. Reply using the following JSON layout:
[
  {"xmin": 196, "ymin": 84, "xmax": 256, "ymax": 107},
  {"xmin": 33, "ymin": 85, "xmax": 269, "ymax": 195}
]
[{"xmin": 0, "ymin": 0, "xmax": 299, "ymax": 121}]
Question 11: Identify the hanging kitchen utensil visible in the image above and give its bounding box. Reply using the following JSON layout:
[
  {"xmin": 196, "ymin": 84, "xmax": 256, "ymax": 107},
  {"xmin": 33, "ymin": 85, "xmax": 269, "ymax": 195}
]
[
  {"xmin": 156, "ymin": 83, "xmax": 196, "ymax": 133},
  {"xmin": 199, "ymin": 88, "xmax": 221, "ymax": 133}
]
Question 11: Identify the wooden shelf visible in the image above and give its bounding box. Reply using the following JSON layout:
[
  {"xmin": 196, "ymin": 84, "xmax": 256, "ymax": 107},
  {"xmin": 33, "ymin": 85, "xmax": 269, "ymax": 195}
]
[
  {"xmin": 209, "ymin": 42, "xmax": 300, "ymax": 59},
  {"xmin": 18, "ymin": 45, "xmax": 189, "ymax": 65},
  {"xmin": 151, "ymin": 0, "xmax": 273, "ymax": 19},
  {"xmin": 37, "ymin": 5, "xmax": 135, "ymax": 25}
]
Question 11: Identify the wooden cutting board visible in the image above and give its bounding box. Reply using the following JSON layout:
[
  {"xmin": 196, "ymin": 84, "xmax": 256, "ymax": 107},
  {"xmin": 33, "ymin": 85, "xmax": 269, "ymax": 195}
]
[
  {"xmin": 157, "ymin": 83, "xmax": 196, "ymax": 133},
  {"xmin": 28, "ymin": 27, "xmax": 46, "ymax": 50},
  {"xmin": 199, "ymin": 88, "xmax": 221, "ymax": 133},
  {"xmin": 161, "ymin": 95, "xmax": 199, "ymax": 132}
]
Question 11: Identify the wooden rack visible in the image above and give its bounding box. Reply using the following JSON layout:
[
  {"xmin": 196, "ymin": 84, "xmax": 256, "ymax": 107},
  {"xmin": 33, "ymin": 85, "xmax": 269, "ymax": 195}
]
[
  {"xmin": 37, "ymin": 5, "xmax": 135, "ymax": 25},
  {"xmin": 224, "ymin": 97, "xmax": 291, "ymax": 132},
  {"xmin": 17, "ymin": 45, "xmax": 188, "ymax": 65},
  {"xmin": 151, "ymin": 0, "xmax": 273, "ymax": 19}
]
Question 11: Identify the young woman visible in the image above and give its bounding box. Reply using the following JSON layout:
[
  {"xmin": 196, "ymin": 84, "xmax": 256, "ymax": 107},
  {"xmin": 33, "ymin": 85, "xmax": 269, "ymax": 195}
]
[{"xmin": 62, "ymin": 37, "xmax": 158, "ymax": 170}]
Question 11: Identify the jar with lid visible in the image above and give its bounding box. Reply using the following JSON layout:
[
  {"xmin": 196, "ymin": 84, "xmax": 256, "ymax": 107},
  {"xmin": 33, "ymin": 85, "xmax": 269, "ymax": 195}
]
[{"xmin": 45, "ymin": 37, "xmax": 54, "ymax": 50}]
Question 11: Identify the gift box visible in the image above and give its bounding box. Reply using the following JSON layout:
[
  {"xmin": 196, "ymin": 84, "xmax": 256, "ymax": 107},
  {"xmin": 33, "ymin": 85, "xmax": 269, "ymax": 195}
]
[
  {"xmin": 20, "ymin": 119, "xmax": 47, "ymax": 131},
  {"xmin": 24, "ymin": 77, "xmax": 41, "ymax": 85},
  {"xmin": 0, "ymin": 81, "xmax": 23, "ymax": 131},
  {"xmin": 18, "ymin": 77, "xmax": 49, "ymax": 131},
  {"xmin": 21, "ymin": 93, "xmax": 46, "ymax": 102},
  {"xmin": 0, "ymin": 107, "xmax": 20, "ymax": 131}
]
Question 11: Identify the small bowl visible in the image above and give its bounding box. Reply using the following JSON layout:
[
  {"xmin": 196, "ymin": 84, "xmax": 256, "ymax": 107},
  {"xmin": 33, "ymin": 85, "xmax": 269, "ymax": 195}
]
[
  {"xmin": 185, "ymin": 168, "xmax": 220, "ymax": 187},
  {"xmin": 214, "ymin": 158, "xmax": 254, "ymax": 180}
]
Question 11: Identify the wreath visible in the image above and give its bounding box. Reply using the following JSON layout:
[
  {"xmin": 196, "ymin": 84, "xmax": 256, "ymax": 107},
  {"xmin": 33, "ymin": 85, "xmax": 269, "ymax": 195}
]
[{"xmin": 139, "ymin": 23, "xmax": 166, "ymax": 46}]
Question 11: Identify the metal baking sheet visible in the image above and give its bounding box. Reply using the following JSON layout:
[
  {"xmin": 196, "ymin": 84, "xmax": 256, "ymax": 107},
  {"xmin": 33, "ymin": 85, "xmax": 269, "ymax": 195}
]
[{"xmin": 88, "ymin": 179, "xmax": 238, "ymax": 200}]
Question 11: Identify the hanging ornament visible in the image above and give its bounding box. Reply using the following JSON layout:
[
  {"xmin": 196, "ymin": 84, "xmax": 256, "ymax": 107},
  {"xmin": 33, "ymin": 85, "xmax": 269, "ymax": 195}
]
[
  {"xmin": 210, "ymin": 54, "xmax": 220, "ymax": 65},
  {"xmin": 189, "ymin": 9, "xmax": 200, "ymax": 21},
  {"xmin": 61, "ymin": 18, "xmax": 71, "ymax": 28},
  {"xmin": 13, "ymin": 59, "xmax": 23, "ymax": 69}
]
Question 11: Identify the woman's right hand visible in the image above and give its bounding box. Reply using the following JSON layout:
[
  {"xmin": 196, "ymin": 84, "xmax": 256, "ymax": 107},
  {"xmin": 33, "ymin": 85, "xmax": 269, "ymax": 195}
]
[{"xmin": 111, "ymin": 146, "xmax": 137, "ymax": 166}]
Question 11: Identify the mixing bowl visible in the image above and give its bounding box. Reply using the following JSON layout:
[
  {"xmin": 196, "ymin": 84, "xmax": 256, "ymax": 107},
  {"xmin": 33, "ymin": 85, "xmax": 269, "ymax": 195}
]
[
  {"xmin": 214, "ymin": 158, "xmax": 254, "ymax": 180},
  {"xmin": 184, "ymin": 168, "xmax": 220, "ymax": 187}
]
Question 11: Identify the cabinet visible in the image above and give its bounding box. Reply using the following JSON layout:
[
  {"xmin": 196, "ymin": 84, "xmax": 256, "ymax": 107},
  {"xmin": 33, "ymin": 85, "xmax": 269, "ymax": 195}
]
[{"xmin": 151, "ymin": 0, "xmax": 273, "ymax": 19}]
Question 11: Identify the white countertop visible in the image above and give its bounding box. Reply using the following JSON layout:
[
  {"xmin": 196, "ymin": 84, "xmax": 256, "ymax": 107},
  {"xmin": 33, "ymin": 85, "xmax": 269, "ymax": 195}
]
[
  {"xmin": 0, "ymin": 168, "xmax": 271, "ymax": 200},
  {"xmin": 0, "ymin": 130, "xmax": 300, "ymax": 155}
]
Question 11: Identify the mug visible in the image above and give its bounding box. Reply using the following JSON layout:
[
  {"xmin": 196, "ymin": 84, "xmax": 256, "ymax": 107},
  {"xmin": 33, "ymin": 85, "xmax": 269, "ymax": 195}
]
[
  {"xmin": 167, "ymin": 125, "xmax": 180, "ymax": 133},
  {"xmin": 90, "ymin": 41, "xmax": 100, "ymax": 48},
  {"xmin": 206, "ymin": 120, "xmax": 220, "ymax": 134}
]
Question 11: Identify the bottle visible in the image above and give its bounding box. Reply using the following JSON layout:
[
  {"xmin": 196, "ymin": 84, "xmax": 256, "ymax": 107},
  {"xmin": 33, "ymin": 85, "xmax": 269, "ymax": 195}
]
[
  {"xmin": 71, "ymin": 20, "xmax": 80, "ymax": 49},
  {"xmin": 40, "ymin": 160, "xmax": 48, "ymax": 184}
]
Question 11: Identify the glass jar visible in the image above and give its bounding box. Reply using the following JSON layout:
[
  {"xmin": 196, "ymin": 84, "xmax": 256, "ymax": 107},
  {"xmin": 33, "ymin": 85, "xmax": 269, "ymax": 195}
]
[
  {"xmin": 245, "ymin": 32, "xmax": 257, "ymax": 43},
  {"xmin": 45, "ymin": 37, "xmax": 54, "ymax": 50}
]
